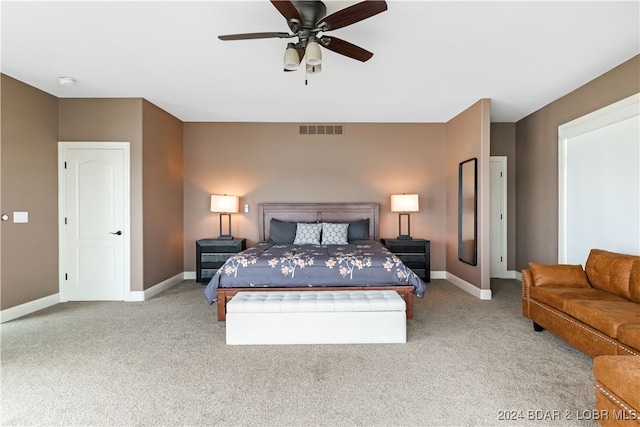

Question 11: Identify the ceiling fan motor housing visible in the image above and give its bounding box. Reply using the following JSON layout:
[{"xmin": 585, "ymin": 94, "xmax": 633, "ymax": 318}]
[
  {"xmin": 289, "ymin": 1, "xmax": 327, "ymax": 47},
  {"xmin": 293, "ymin": 1, "xmax": 327, "ymax": 28}
]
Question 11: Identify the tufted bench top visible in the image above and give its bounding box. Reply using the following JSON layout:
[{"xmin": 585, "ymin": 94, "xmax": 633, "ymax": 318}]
[{"xmin": 227, "ymin": 290, "xmax": 406, "ymax": 313}]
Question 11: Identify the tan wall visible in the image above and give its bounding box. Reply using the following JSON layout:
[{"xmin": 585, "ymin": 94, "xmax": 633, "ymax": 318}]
[
  {"xmin": 183, "ymin": 122, "xmax": 448, "ymax": 272},
  {"xmin": 58, "ymin": 98, "xmax": 145, "ymax": 291},
  {"xmin": 1, "ymin": 75, "xmax": 59, "ymax": 310},
  {"xmin": 142, "ymin": 100, "xmax": 184, "ymax": 289},
  {"xmin": 515, "ymin": 55, "xmax": 640, "ymax": 269},
  {"xmin": 446, "ymin": 99, "xmax": 491, "ymax": 290},
  {"xmin": 490, "ymin": 123, "xmax": 516, "ymax": 270}
]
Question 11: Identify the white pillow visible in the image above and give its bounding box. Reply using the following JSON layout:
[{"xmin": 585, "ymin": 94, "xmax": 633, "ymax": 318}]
[
  {"xmin": 321, "ymin": 222, "xmax": 349, "ymax": 245},
  {"xmin": 293, "ymin": 222, "xmax": 322, "ymax": 245}
]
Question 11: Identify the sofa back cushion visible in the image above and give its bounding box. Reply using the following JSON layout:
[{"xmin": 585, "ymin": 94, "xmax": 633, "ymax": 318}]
[
  {"xmin": 529, "ymin": 263, "xmax": 590, "ymax": 287},
  {"xmin": 629, "ymin": 259, "xmax": 640, "ymax": 304},
  {"xmin": 585, "ymin": 249, "xmax": 639, "ymax": 300}
]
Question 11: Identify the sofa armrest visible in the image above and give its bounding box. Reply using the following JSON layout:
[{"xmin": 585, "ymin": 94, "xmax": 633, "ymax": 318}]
[{"xmin": 522, "ymin": 269, "xmax": 533, "ymax": 318}]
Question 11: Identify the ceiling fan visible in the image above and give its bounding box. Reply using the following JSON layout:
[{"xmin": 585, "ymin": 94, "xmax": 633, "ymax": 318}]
[{"xmin": 218, "ymin": 0, "xmax": 388, "ymax": 75}]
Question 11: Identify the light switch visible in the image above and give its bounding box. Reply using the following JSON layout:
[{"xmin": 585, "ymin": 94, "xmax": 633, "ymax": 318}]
[
  {"xmin": 13, "ymin": 212, "xmax": 28, "ymax": 223},
  {"xmin": 244, "ymin": 204, "xmax": 249, "ymax": 213}
]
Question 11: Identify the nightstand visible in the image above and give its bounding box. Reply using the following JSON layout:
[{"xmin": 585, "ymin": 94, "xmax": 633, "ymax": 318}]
[
  {"xmin": 381, "ymin": 238, "xmax": 430, "ymax": 282},
  {"xmin": 196, "ymin": 239, "xmax": 246, "ymax": 283}
]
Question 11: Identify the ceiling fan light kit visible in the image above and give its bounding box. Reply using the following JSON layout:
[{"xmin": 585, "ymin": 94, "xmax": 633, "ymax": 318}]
[
  {"xmin": 283, "ymin": 43, "xmax": 301, "ymax": 70},
  {"xmin": 304, "ymin": 40, "xmax": 322, "ymax": 66},
  {"xmin": 219, "ymin": 0, "xmax": 387, "ymax": 79}
]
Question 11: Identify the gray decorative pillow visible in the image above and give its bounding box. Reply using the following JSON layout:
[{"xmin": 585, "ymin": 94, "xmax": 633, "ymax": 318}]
[
  {"xmin": 293, "ymin": 222, "xmax": 322, "ymax": 245},
  {"xmin": 348, "ymin": 219, "xmax": 370, "ymax": 241},
  {"xmin": 269, "ymin": 219, "xmax": 297, "ymax": 243},
  {"xmin": 321, "ymin": 222, "xmax": 349, "ymax": 245}
]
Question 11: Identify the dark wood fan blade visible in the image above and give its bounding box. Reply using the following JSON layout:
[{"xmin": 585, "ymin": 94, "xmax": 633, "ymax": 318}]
[
  {"xmin": 319, "ymin": 1, "xmax": 387, "ymax": 31},
  {"xmin": 218, "ymin": 32, "xmax": 289, "ymax": 41},
  {"xmin": 270, "ymin": 0, "xmax": 302, "ymax": 22},
  {"xmin": 320, "ymin": 36, "xmax": 373, "ymax": 62}
]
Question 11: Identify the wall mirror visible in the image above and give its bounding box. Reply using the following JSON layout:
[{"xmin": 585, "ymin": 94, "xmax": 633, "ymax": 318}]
[{"xmin": 458, "ymin": 157, "xmax": 478, "ymax": 266}]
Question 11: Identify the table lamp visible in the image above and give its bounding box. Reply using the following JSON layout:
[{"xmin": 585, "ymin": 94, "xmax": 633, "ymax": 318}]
[
  {"xmin": 391, "ymin": 194, "xmax": 419, "ymax": 240},
  {"xmin": 210, "ymin": 194, "xmax": 239, "ymax": 240}
]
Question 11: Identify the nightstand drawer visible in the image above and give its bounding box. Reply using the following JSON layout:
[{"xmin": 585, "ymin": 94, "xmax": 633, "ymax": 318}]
[
  {"xmin": 396, "ymin": 253, "xmax": 426, "ymax": 265},
  {"xmin": 201, "ymin": 243, "xmax": 244, "ymax": 253},
  {"xmin": 392, "ymin": 244, "xmax": 427, "ymax": 254},
  {"xmin": 201, "ymin": 253, "xmax": 234, "ymax": 263},
  {"xmin": 201, "ymin": 269, "xmax": 219, "ymax": 279}
]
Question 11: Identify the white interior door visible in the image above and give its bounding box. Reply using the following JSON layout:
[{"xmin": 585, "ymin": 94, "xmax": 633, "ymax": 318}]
[
  {"xmin": 490, "ymin": 157, "xmax": 507, "ymax": 278},
  {"xmin": 59, "ymin": 142, "xmax": 130, "ymax": 301}
]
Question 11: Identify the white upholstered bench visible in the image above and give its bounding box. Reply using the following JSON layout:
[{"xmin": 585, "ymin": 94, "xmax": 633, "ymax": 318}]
[{"xmin": 225, "ymin": 290, "xmax": 407, "ymax": 345}]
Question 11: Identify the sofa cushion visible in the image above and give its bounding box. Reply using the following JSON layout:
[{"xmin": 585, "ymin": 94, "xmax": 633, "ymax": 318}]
[
  {"xmin": 529, "ymin": 263, "xmax": 590, "ymax": 287},
  {"xmin": 564, "ymin": 299, "xmax": 640, "ymax": 338},
  {"xmin": 529, "ymin": 286, "xmax": 627, "ymax": 312},
  {"xmin": 585, "ymin": 249, "xmax": 639, "ymax": 300},
  {"xmin": 629, "ymin": 259, "xmax": 640, "ymax": 304},
  {"xmin": 593, "ymin": 355, "xmax": 640, "ymax": 412},
  {"xmin": 617, "ymin": 324, "xmax": 640, "ymax": 352}
]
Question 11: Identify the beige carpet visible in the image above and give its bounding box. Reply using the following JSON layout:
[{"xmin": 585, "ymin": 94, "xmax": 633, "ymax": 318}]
[{"xmin": 1, "ymin": 279, "xmax": 596, "ymax": 426}]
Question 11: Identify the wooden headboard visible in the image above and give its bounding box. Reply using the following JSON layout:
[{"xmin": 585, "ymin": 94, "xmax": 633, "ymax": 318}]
[{"xmin": 258, "ymin": 203, "xmax": 380, "ymax": 242}]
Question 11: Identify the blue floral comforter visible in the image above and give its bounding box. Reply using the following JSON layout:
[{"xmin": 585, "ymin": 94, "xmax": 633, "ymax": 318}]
[{"xmin": 204, "ymin": 240, "xmax": 426, "ymax": 303}]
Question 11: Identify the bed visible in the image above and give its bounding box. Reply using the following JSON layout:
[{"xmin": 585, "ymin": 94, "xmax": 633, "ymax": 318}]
[{"xmin": 204, "ymin": 202, "xmax": 426, "ymax": 321}]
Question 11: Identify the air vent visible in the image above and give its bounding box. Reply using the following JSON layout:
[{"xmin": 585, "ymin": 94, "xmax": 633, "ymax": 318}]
[{"xmin": 299, "ymin": 124, "xmax": 343, "ymax": 135}]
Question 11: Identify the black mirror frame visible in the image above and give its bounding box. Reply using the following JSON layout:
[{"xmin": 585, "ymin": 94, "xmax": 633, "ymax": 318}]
[{"xmin": 458, "ymin": 157, "xmax": 478, "ymax": 266}]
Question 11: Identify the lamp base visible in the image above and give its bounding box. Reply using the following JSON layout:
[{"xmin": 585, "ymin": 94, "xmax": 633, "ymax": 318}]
[
  {"xmin": 396, "ymin": 213, "xmax": 413, "ymax": 241},
  {"xmin": 218, "ymin": 213, "xmax": 233, "ymax": 240}
]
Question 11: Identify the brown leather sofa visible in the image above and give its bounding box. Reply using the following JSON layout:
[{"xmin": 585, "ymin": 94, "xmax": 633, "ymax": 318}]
[
  {"xmin": 522, "ymin": 248, "xmax": 640, "ymax": 357},
  {"xmin": 593, "ymin": 355, "xmax": 639, "ymax": 426},
  {"xmin": 522, "ymin": 249, "xmax": 640, "ymax": 426}
]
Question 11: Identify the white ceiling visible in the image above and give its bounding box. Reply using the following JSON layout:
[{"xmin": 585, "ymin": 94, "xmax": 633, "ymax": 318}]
[{"xmin": 1, "ymin": 1, "xmax": 638, "ymax": 123}]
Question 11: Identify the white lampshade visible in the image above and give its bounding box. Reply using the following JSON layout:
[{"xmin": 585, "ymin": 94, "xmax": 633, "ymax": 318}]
[
  {"xmin": 305, "ymin": 41, "xmax": 322, "ymax": 66},
  {"xmin": 306, "ymin": 63, "xmax": 321, "ymax": 74},
  {"xmin": 283, "ymin": 45, "xmax": 300, "ymax": 71},
  {"xmin": 210, "ymin": 195, "xmax": 239, "ymax": 213},
  {"xmin": 391, "ymin": 194, "xmax": 419, "ymax": 212}
]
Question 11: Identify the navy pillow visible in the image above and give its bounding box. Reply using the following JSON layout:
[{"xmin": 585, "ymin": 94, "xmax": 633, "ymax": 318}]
[
  {"xmin": 269, "ymin": 219, "xmax": 297, "ymax": 243},
  {"xmin": 347, "ymin": 219, "xmax": 370, "ymax": 241}
]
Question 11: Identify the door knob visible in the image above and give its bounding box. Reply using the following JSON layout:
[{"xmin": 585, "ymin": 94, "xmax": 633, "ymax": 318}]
[{"xmin": 109, "ymin": 230, "xmax": 123, "ymax": 236}]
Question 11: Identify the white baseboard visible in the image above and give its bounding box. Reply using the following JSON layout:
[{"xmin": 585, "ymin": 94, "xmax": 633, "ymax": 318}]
[
  {"xmin": 505, "ymin": 270, "xmax": 518, "ymax": 279},
  {"xmin": 184, "ymin": 271, "xmax": 196, "ymax": 280},
  {"xmin": 515, "ymin": 270, "xmax": 522, "ymax": 281},
  {"xmin": 430, "ymin": 271, "xmax": 447, "ymax": 280},
  {"xmin": 2, "ymin": 273, "xmax": 189, "ymax": 322},
  {"xmin": 446, "ymin": 272, "xmax": 492, "ymax": 300},
  {"xmin": 0, "ymin": 293, "xmax": 60, "ymax": 323},
  {"xmin": 145, "ymin": 272, "xmax": 185, "ymax": 299},
  {"xmin": 488, "ymin": 270, "xmax": 518, "ymax": 279}
]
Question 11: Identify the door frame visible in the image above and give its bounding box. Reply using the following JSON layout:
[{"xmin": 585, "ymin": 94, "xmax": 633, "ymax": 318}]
[
  {"xmin": 558, "ymin": 93, "xmax": 640, "ymax": 263},
  {"xmin": 490, "ymin": 156, "xmax": 508, "ymax": 278},
  {"xmin": 58, "ymin": 141, "xmax": 131, "ymax": 301}
]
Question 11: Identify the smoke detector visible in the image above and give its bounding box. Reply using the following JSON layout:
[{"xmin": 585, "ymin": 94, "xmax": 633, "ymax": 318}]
[{"xmin": 58, "ymin": 76, "xmax": 76, "ymax": 86}]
